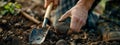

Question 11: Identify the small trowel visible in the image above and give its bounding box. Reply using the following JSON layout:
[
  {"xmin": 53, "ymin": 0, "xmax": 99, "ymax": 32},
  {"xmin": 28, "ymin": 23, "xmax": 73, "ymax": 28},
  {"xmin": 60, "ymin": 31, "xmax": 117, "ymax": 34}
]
[{"xmin": 29, "ymin": 3, "xmax": 53, "ymax": 44}]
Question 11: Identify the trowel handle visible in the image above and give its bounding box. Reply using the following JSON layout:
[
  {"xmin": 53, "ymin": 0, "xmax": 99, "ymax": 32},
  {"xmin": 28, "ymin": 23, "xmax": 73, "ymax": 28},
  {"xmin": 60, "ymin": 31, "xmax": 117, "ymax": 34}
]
[
  {"xmin": 42, "ymin": 3, "xmax": 53, "ymax": 27},
  {"xmin": 44, "ymin": 3, "xmax": 53, "ymax": 18}
]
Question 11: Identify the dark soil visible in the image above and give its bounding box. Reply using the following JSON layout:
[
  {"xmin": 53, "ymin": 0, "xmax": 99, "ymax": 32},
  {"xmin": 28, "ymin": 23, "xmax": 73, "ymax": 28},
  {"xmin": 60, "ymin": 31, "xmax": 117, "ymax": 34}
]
[{"xmin": 0, "ymin": 0, "xmax": 120, "ymax": 45}]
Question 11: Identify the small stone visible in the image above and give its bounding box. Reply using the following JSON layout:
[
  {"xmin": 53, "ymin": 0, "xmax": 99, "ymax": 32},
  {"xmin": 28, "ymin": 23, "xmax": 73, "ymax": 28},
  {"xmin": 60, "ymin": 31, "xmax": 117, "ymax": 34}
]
[
  {"xmin": 11, "ymin": 34, "xmax": 15, "ymax": 37},
  {"xmin": 8, "ymin": 31, "xmax": 13, "ymax": 35},
  {"xmin": 30, "ymin": 25, "xmax": 37, "ymax": 28},
  {"xmin": 56, "ymin": 39, "xmax": 67, "ymax": 45},
  {"xmin": 18, "ymin": 36, "xmax": 23, "ymax": 39},
  {"xmin": 20, "ymin": 37, "xmax": 23, "ymax": 39},
  {"xmin": 23, "ymin": 31, "xmax": 28, "ymax": 35},
  {"xmin": 69, "ymin": 40, "xmax": 76, "ymax": 45},
  {"xmin": 71, "ymin": 34, "xmax": 79, "ymax": 40},
  {"xmin": 0, "ymin": 2, "xmax": 7, "ymax": 7},
  {"xmin": 2, "ymin": 19, "xmax": 7, "ymax": 23},
  {"xmin": 14, "ymin": 23, "xmax": 21, "ymax": 26},
  {"xmin": 0, "ymin": 28, "xmax": 3, "ymax": 33},
  {"xmin": 0, "ymin": 15, "xmax": 3, "ymax": 18},
  {"xmin": 90, "ymin": 42, "xmax": 99, "ymax": 45},
  {"xmin": 16, "ymin": 30, "xmax": 22, "ymax": 35}
]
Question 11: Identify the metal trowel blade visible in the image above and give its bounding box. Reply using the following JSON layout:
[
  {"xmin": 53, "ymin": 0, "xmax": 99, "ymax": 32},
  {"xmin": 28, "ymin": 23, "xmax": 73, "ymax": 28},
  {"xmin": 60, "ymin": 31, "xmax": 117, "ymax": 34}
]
[{"xmin": 29, "ymin": 28, "xmax": 49, "ymax": 44}]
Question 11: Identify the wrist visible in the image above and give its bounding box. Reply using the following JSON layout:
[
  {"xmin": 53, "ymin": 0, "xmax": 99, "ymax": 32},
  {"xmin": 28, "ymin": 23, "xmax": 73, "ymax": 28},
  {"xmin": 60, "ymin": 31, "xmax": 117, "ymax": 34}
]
[{"xmin": 76, "ymin": 0, "xmax": 95, "ymax": 10}]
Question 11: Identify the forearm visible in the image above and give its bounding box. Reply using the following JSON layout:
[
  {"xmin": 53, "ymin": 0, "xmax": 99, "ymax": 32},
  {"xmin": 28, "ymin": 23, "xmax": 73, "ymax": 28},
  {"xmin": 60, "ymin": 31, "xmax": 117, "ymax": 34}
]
[{"xmin": 76, "ymin": 0, "xmax": 95, "ymax": 10}]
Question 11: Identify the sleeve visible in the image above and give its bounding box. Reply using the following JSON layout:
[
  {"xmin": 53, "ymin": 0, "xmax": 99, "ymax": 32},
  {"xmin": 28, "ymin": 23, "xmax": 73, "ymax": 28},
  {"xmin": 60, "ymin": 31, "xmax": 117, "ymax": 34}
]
[{"xmin": 88, "ymin": 0, "xmax": 101, "ymax": 13}]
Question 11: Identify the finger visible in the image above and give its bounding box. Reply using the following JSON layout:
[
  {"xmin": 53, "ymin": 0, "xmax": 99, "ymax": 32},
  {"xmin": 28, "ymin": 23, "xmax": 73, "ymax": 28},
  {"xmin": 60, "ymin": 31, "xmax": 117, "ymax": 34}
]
[
  {"xmin": 44, "ymin": 0, "xmax": 47, "ymax": 8},
  {"xmin": 53, "ymin": 0, "xmax": 59, "ymax": 9},
  {"xmin": 54, "ymin": 0, "xmax": 59, "ymax": 6},
  {"xmin": 44, "ymin": 0, "xmax": 52, "ymax": 8},
  {"xmin": 76, "ymin": 19, "xmax": 83, "ymax": 32},
  {"xmin": 77, "ymin": 17, "xmax": 87, "ymax": 32},
  {"xmin": 59, "ymin": 10, "xmax": 71, "ymax": 21},
  {"xmin": 70, "ymin": 16, "xmax": 78, "ymax": 32},
  {"xmin": 44, "ymin": 0, "xmax": 48, "ymax": 8}
]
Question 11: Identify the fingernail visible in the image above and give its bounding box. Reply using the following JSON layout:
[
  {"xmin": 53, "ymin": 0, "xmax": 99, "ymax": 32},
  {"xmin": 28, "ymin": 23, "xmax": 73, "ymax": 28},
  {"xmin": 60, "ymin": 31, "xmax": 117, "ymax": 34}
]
[{"xmin": 58, "ymin": 19, "xmax": 61, "ymax": 21}]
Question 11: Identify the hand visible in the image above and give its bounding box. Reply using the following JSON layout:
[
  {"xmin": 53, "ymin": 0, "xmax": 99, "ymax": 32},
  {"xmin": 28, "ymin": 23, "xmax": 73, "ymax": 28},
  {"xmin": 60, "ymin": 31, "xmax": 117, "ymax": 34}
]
[
  {"xmin": 59, "ymin": 5, "xmax": 88, "ymax": 33},
  {"xmin": 44, "ymin": 0, "xmax": 59, "ymax": 8}
]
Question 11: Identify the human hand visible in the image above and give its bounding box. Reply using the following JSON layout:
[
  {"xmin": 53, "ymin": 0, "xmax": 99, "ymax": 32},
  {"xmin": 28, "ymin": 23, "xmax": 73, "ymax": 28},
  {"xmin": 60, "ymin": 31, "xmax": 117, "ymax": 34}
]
[
  {"xmin": 59, "ymin": 5, "xmax": 88, "ymax": 33},
  {"xmin": 44, "ymin": 0, "xmax": 59, "ymax": 8}
]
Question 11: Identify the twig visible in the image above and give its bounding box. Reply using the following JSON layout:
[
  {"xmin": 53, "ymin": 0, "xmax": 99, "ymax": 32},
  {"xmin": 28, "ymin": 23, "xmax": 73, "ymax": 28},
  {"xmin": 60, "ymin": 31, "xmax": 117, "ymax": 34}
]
[{"xmin": 21, "ymin": 11, "xmax": 40, "ymax": 24}]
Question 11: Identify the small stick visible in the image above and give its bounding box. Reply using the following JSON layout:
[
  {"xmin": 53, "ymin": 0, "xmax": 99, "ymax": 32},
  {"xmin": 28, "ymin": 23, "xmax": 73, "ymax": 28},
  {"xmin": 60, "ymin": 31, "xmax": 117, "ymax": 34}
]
[{"xmin": 21, "ymin": 11, "xmax": 40, "ymax": 24}]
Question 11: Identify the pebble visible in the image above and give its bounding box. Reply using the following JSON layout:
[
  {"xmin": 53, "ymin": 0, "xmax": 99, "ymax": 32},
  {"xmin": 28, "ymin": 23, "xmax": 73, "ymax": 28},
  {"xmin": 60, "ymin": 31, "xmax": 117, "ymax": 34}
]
[
  {"xmin": 8, "ymin": 31, "xmax": 13, "ymax": 35},
  {"xmin": 14, "ymin": 23, "xmax": 21, "ymax": 26},
  {"xmin": 71, "ymin": 34, "xmax": 79, "ymax": 40},
  {"xmin": 2, "ymin": 19, "xmax": 7, "ymax": 23},
  {"xmin": 0, "ymin": 28, "xmax": 3, "ymax": 33},
  {"xmin": 30, "ymin": 25, "xmax": 37, "ymax": 28},
  {"xmin": 16, "ymin": 30, "xmax": 22, "ymax": 35},
  {"xmin": 69, "ymin": 40, "xmax": 76, "ymax": 45},
  {"xmin": 0, "ymin": 15, "xmax": 3, "ymax": 18},
  {"xmin": 56, "ymin": 39, "xmax": 67, "ymax": 45},
  {"xmin": 18, "ymin": 36, "xmax": 23, "ymax": 39}
]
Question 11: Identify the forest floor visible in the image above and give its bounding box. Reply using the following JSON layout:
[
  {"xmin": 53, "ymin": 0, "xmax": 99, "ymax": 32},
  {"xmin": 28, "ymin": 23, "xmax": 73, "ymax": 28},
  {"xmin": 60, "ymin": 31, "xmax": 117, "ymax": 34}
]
[{"xmin": 0, "ymin": 0, "xmax": 120, "ymax": 45}]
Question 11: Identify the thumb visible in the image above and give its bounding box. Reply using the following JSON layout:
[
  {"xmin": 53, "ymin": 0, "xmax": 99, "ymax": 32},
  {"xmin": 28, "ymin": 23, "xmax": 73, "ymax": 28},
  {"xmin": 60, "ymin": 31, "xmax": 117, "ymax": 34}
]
[
  {"xmin": 59, "ymin": 10, "xmax": 71, "ymax": 21},
  {"xmin": 44, "ymin": 0, "xmax": 48, "ymax": 8}
]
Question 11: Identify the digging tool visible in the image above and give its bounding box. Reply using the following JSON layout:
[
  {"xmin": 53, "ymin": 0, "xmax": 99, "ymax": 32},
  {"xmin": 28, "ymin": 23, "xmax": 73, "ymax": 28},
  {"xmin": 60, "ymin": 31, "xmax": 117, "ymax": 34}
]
[{"xmin": 29, "ymin": 3, "xmax": 53, "ymax": 44}]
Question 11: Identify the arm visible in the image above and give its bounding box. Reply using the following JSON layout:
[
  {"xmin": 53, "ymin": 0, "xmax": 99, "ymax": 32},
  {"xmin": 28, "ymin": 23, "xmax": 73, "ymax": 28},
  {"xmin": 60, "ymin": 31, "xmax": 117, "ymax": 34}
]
[{"xmin": 76, "ymin": 0, "xmax": 95, "ymax": 11}]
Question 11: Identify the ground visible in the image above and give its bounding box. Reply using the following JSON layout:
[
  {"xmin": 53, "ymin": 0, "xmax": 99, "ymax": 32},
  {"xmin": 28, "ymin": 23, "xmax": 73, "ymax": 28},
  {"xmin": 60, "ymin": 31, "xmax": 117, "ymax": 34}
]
[{"xmin": 0, "ymin": 0, "xmax": 120, "ymax": 45}]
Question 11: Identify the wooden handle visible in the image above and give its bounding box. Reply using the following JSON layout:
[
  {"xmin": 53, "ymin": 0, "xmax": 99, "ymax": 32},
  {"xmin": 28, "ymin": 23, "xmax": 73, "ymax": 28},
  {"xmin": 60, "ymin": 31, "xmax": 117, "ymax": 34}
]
[
  {"xmin": 44, "ymin": 3, "xmax": 53, "ymax": 18},
  {"xmin": 42, "ymin": 3, "xmax": 53, "ymax": 27}
]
